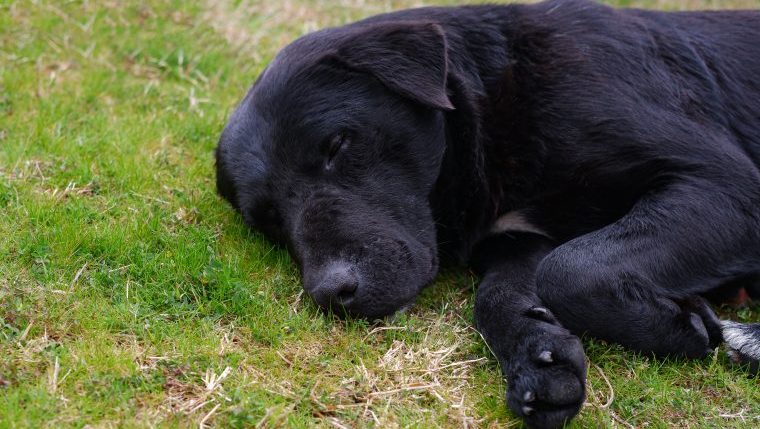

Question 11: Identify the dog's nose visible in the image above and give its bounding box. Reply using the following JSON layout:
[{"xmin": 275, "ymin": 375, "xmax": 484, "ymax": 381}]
[{"xmin": 310, "ymin": 262, "xmax": 359, "ymax": 311}]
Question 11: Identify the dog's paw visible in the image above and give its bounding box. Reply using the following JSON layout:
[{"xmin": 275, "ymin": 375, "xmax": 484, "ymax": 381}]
[
  {"xmin": 677, "ymin": 296, "xmax": 723, "ymax": 350},
  {"xmin": 505, "ymin": 308, "xmax": 587, "ymax": 429},
  {"xmin": 722, "ymin": 321, "xmax": 760, "ymax": 375}
]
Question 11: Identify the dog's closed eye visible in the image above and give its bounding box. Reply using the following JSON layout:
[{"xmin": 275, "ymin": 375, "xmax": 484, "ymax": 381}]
[{"xmin": 325, "ymin": 133, "xmax": 349, "ymax": 170}]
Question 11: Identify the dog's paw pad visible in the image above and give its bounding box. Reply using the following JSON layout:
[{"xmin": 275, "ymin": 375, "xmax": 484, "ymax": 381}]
[{"xmin": 506, "ymin": 330, "xmax": 587, "ymax": 429}]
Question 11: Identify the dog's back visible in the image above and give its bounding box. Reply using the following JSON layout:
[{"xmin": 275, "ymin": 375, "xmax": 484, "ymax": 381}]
[
  {"xmin": 511, "ymin": 1, "xmax": 760, "ymax": 164},
  {"xmin": 632, "ymin": 7, "xmax": 760, "ymax": 164}
]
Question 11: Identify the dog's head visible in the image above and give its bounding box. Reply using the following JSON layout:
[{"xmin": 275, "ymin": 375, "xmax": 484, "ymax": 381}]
[{"xmin": 215, "ymin": 22, "xmax": 455, "ymax": 318}]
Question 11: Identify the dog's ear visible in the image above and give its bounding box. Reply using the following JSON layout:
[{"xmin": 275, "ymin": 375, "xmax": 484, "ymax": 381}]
[{"xmin": 332, "ymin": 22, "xmax": 454, "ymax": 111}]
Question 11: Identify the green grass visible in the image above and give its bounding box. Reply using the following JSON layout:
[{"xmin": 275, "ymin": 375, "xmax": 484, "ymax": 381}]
[{"xmin": 1, "ymin": 0, "xmax": 759, "ymax": 427}]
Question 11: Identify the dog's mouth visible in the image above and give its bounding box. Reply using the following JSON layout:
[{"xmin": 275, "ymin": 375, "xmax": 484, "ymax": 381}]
[
  {"xmin": 286, "ymin": 189, "xmax": 440, "ymax": 320},
  {"xmin": 298, "ymin": 234, "xmax": 439, "ymax": 320}
]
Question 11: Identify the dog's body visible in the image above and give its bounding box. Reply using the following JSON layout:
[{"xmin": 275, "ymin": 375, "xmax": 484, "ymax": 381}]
[{"xmin": 216, "ymin": 1, "xmax": 760, "ymax": 427}]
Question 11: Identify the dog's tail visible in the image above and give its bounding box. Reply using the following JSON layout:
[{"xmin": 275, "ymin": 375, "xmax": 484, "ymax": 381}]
[{"xmin": 721, "ymin": 321, "xmax": 760, "ymax": 373}]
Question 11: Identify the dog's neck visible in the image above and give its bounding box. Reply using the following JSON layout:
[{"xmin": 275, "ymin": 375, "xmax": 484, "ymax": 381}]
[{"xmin": 430, "ymin": 5, "xmax": 546, "ymax": 264}]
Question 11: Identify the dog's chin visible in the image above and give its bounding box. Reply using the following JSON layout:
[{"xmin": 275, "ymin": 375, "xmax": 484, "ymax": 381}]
[
  {"xmin": 318, "ymin": 294, "xmax": 419, "ymax": 321},
  {"xmin": 308, "ymin": 278, "xmax": 426, "ymax": 321}
]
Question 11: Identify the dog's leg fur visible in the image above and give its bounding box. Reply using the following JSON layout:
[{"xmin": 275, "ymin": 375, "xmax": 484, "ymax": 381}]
[
  {"xmin": 722, "ymin": 321, "xmax": 760, "ymax": 373},
  {"xmin": 535, "ymin": 178, "xmax": 760, "ymax": 363},
  {"xmin": 473, "ymin": 233, "xmax": 586, "ymax": 429}
]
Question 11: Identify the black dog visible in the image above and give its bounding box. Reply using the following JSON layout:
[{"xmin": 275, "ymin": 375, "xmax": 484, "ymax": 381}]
[{"xmin": 215, "ymin": 0, "xmax": 760, "ymax": 427}]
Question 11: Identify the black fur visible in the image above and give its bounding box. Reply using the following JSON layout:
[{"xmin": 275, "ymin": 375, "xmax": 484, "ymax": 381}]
[{"xmin": 215, "ymin": 1, "xmax": 760, "ymax": 427}]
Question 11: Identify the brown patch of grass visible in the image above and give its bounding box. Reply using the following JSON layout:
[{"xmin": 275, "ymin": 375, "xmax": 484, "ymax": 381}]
[
  {"xmin": 645, "ymin": 0, "xmax": 760, "ymax": 9},
  {"xmin": 318, "ymin": 310, "xmax": 488, "ymax": 427},
  {"xmin": 2, "ymin": 159, "xmax": 58, "ymax": 182},
  {"xmin": 202, "ymin": 0, "xmax": 434, "ymax": 62},
  {"xmin": 43, "ymin": 180, "xmax": 97, "ymax": 201}
]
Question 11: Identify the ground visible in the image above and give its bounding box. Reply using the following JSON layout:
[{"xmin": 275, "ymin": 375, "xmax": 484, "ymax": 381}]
[{"xmin": 1, "ymin": 0, "xmax": 759, "ymax": 428}]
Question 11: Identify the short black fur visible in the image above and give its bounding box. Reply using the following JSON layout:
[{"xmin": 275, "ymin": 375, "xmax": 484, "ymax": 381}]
[{"xmin": 215, "ymin": 1, "xmax": 760, "ymax": 427}]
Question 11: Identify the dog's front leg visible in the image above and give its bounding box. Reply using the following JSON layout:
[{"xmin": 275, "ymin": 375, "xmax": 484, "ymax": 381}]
[{"xmin": 473, "ymin": 233, "xmax": 587, "ymax": 429}]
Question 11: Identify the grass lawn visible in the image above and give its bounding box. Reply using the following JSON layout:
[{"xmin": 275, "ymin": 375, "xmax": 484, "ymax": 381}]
[{"xmin": 1, "ymin": 0, "xmax": 759, "ymax": 427}]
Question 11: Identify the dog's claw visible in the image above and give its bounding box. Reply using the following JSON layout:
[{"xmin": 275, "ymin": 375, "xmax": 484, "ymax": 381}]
[
  {"xmin": 538, "ymin": 350, "xmax": 553, "ymax": 363},
  {"xmin": 506, "ymin": 329, "xmax": 586, "ymax": 428}
]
